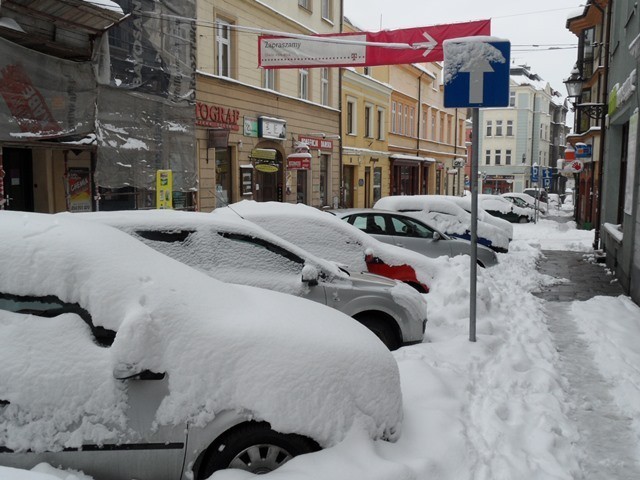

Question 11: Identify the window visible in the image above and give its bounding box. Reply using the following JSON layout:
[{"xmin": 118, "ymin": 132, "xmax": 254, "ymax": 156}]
[
  {"xmin": 298, "ymin": 0, "xmax": 311, "ymax": 10},
  {"xmin": 509, "ymin": 91, "xmax": 516, "ymax": 107},
  {"xmin": 365, "ymin": 104, "xmax": 373, "ymax": 138},
  {"xmin": 447, "ymin": 115, "xmax": 453, "ymax": 144},
  {"xmin": 346, "ymin": 99, "xmax": 356, "ymax": 135},
  {"xmin": 320, "ymin": 68, "xmax": 329, "ymax": 106},
  {"xmin": 431, "ymin": 111, "xmax": 437, "ymax": 139},
  {"xmin": 439, "ymin": 112, "xmax": 445, "ymax": 142},
  {"xmin": 485, "ymin": 149, "xmax": 491, "ymax": 165},
  {"xmin": 404, "ymin": 104, "xmax": 409, "ymax": 135},
  {"xmin": 321, "ymin": 0, "xmax": 332, "ymax": 21},
  {"xmin": 391, "ymin": 101, "xmax": 396, "ymax": 134},
  {"xmin": 351, "ymin": 214, "xmax": 387, "ymax": 234},
  {"xmin": 390, "ymin": 216, "xmax": 434, "ymax": 238},
  {"xmin": 421, "ymin": 108, "xmax": 427, "ymax": 138},
  {"xmin": 376, "ymin": 107, "xmax": 385, "ymax": 140},
  {"xmin": 486, "ymin": 120, "xmax": 493, "ymax": 137},
  {"xmin": 363, "ymin": 66, "xmax": 370, "ymax": 76},
  {"xmin": 495, "ymin": 149, "xmax": 502, "ymax": 165},
  {"xmin": 539, "ymin": 123, "xmax": 543, "ymax": 139},
  {"xmin": 495, "ymin": 120, "xmax": 503, "ymax": 136},
  {"xmin": 409, "ymin": 107, "xmax": 415, "ymax": 137},
  {"xmin": 506, "ymin": 149, "xmax": 512, "ymax": 165},
  {"xmin": 263, "ymin": 68, "xmax": 275, "ymax": 90},
  {"xmin": 299, "ymin": 68, "xmax": 309, "ymax": 99},
  {"xmin": 215, "ymin": 19, "xmax": 232, "ymax": 77},
  {"xmin": 506, "ymin": 120, "xmax": 513, "ymax": 136}
]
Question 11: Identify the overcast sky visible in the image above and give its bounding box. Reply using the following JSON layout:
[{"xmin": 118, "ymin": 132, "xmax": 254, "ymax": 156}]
[{"xmin": 343, "ymin": 0, "xmax": 583, "ymax": 99}]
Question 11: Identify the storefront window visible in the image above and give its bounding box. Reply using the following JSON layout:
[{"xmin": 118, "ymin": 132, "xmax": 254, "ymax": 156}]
[
  {"xmin": 373, "ymin": 167, "xmax": 382, "ymax": 203},
  {"xmin": 297, "ymin": 170, "xmax": 308, "ymax": 204},
  {"xmin": 215, "ymin": 148, "xmax": 232, "ymax": 206},
  {"xmin": 320, "ymin": 155, "xmax": 329, "ymax": 206}
]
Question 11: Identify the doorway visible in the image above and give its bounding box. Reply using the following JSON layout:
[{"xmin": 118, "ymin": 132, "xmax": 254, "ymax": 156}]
[
  {"xmin": 343, "ymin": 165, "xmax": 355, "ymax": 207},
  {"xmin": 2, "ymin": 148, "xmax": 34, "ymax": 211}
]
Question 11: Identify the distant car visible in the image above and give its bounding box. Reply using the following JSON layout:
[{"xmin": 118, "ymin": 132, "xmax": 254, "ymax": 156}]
[
  {"xmin": 0, "ymin": 212, "xmax": 404, "ymax": 478},
  {"xmin": 475, "ymin": 194, "xmax": 535, "ymax": 223},
  {"xmin": 330, "ymin": 208, "xmax": 499, "ymax": 268},
  {"xmin": 373, "ymin": 195, "xmax": 511, "ymax": 253},
  {"xmin": 523, "ymin": 187, "xmax": 549, "ymax": 204},
  {"xmin": 502, "ymin": 192, "xmax": 547, "ymax": 214},
  {"xmin": 72, "ymin": 210, "xmax": 427, "ymax": 350},
  {"xmin": 213, "ymin": 201, "xmax": 442, "ymax": 294},
  {"xmin": 442, "ymin": 195, "xmax": 514, "ymax": 239}
]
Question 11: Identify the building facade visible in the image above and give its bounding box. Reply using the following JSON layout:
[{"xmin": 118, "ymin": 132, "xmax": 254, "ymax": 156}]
[
  {"xmin": 196, "ymin": 0, "xmax": 343, "ymax": 211},
  {"xmin": 478, "ymin": 66, "xmax": 566, "ymax": 195},
  {"xmin": 597, "ymin": 0, "xmax": 640, "ymax": 302}
]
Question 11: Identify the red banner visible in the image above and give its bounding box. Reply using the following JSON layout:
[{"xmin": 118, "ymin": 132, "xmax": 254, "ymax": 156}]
[{"xmin": 260, "ymin": 19, "xmax": 490, "ymax": 69}]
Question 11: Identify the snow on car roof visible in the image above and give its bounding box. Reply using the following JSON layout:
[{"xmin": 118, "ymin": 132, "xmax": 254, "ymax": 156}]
[
  {"xmin": 65, "ymin": 210, "xmax": 347, "ymax": 288},
  {"xmin": 0, "ymin": 211, "xmax": 402, "ymax": 450},
  {"xmin": 213, "ymin": 201, "xmax": 447, "ymax": 288}
]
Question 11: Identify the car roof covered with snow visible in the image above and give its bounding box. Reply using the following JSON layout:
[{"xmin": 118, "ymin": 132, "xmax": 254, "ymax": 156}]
[
  {"xmin": 0, "ymin": 211, "xmax": 403, "ymax": 450},
  {"xmin": 213, "ymin": 201, "xmax": 447, "ymax": 289}
]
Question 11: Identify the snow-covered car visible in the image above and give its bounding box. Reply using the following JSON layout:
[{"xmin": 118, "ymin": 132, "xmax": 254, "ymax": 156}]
[
  {"xmin": 523, "ymin": 187, "xmax": 549, "ymax": 204},
  {"xmin": 548, "ymin": 193, "xmax": 562, "ymax": 210},
  {"xmin": 474, "ymin": 194, "xmax": 535, "ymax": 223},
  {"xmin": 0, "ymin": 212, "xmax": 403, "ymax": 479},
  {"xmin": 330, "ymin": 208, "xmax": 499, "ymax": 268},
  {"xmin": 70, "ymin": 210, "xmax": 427, "ymax": 350},
  {"xmin": 502, "ymin": 192, "xmax": 547, "ymax": 214},
  {"xmin": 213, "ymin": 201, "xmax": 445, "ymax": 294},
  {"xmin": 441, "ymin": 195, "xmax": 514, "ymax": 240},
  {"xmin": 373, "ymin": 195, "xmax": 511, "ymax": 253}
]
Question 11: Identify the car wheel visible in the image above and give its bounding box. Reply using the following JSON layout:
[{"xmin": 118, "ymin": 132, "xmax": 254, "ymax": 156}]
[
  {"xmin": 518, "ymin": 216, "xmax": 529, "ymax": 223},
  {"xmin": 354, "ymin": 313, "xmax": 401, "ymax": 350},
  {"xmin": 199, "ymin": 422, "xmax": 320, "ymax": 477}
]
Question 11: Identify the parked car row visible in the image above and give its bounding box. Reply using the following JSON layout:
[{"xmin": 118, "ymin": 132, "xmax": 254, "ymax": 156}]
[{"xmin": 0, "ymin": 192, "xmax": 530, "ymax": 478}]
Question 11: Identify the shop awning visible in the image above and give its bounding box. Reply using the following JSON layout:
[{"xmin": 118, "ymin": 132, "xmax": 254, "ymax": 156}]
[
  {"xmin": 390, "ymin": 154, "xmax": 436, "ymax": 163},
  {"xmin": 287, "ymin": 152, "xmax": 312, "ymax": 170}
]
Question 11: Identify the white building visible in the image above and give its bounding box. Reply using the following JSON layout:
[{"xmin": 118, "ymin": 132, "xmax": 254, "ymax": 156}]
[{"xmin": 478, "ymin": 65, "xmax": 567, "ymax": 194}]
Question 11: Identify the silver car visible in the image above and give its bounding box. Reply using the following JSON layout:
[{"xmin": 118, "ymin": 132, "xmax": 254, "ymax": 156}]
[
  {"xmin": 332, "ymin": 209, "xmax": 499, "ymax": 268},
  {"xmin": 73, "ymin": 210, "xmax": 427, "ymax": 350}
]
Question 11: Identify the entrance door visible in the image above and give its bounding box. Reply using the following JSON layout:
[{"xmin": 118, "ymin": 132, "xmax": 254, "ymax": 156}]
[
  {"xmin": 256, "ymin": 168, "xmax": 279, "ymax": 202},
  {"xmin": 2, "ymin": 148, "xmax": 34, "ymax": 211},
  {"xmin": 343, "ymin": 165, "xmax": 355, "ymax": 208},
  {"xmin": 364, "ymin": 167, "xmax": 371, "ymax": 208}
]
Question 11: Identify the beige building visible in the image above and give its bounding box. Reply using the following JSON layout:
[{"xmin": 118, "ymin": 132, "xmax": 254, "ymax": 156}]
[
  {"xmin": 196, "ymin": 0, "xmax": 343, "ymax": 211},
  {"xmin": 345, "ymin": 54, "xmax": 468, "ymax": 202}
]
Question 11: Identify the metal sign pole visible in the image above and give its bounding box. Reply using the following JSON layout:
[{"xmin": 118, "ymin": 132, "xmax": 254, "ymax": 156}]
[{"xmin": 470, "ymin": 107, "xmax": 479, "ymax": 342}]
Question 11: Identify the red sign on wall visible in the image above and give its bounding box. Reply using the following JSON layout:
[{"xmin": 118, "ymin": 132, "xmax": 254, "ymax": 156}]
[
  {"xmin": 196, "ymin": 102, "xmax": 240, "ymax": 130},
  {"xmin": 298, "ymin": 135, "xmax": 333, "ymax": 150}
]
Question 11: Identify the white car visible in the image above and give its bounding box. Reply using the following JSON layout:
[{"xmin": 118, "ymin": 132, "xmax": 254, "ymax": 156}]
[
  {"xmin": 475, "ymin": 194, "xmax": 535, "ymax": 223},
  {"xmin": 213, "ymin": 201, "xmax": 444, "ymax": 294},
  {"xmin": 0, "ymin": 212, "xmax": 403, "ymax": 479},
  {"xmin": 70, "ymin": 210, "xmax": 427, "ymax": 350},
  {"xmin": 502, "ymin": 192, "xmax": 547, "ymax": 214},
  {"xmin": 374, "ymin": 195, "xmax": 511, "ymax": 253}
]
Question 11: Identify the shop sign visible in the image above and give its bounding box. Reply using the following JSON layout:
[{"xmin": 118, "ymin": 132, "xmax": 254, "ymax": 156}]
[
  {"xmin": 609, "ymin": 69, "xmax": 636, "ymax": 115},
  {"xmin": 258, "ymin": 116, "xmax": 286, "ymax": 140},
  {"xmin": 255, "ymin": 162, "xmax": 279, "ymax": 173},
  {"xmin": 298, "ymin": 135, "xmax": 334, "ymax": 150},
  {"xmin": 196, "ymin": 102, "xmax": 240, "ymax": 130},
  {"xmin": 244, "ymin": 116, "xmax": 258, "ymax": 137},
  {"xmin": 563, "ymin": 160, "xmax": 584, "ymax": 173},
  {"xmin": 287, "ymin": 154, "xmax": 311, "ymax": 170},
  {"xmin": 67, "ymin": 168, "xmax": 92, "ymax": 212},
  {"xmin": 485, "ymin": 175, "xmax": 514, "ymax": 180},
  {"xmin": 575, "ymin": 143, "xmax": 592, "ymax": 158},
  {"xmin": 250, "ymin": 148, "xmax": 277, "ymax": 160},
  {"xmin": 156, "ymin": 169, "xmax": 173, "ymax": 209}
]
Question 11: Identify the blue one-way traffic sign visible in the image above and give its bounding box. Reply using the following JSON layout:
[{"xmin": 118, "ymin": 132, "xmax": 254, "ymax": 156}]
[{"xmin": 443, "ymin": 39, "xmax": 511, "ymax": 108}]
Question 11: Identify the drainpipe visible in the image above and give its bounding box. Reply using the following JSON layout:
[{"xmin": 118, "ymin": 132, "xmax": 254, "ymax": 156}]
[
  {"xmin": 417, "ymin": 72, "xmax": 425, "ymax": 193},
  {"xmin": 338, "ymin": 4, "xmax": 344, "ymax": 208}
]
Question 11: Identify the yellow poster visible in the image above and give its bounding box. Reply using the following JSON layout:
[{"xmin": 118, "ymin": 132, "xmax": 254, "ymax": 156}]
[{"xmin": 156, "ymin": 170, "xmax": 173, "ymax": 209}]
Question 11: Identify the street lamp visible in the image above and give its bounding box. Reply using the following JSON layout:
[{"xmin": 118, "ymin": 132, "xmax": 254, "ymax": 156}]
[{"xmin": 563, "ymin": 66, "xmax": 583, "ymax": 98}]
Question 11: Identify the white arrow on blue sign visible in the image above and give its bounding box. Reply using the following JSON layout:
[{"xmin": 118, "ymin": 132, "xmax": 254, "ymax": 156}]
[
  {"xmin": 443, "ymin": 39, "xmax": 511, "ymax": 108},
  {"xmin": 542, "ymin": 168, "xmax": 552, "ymax": 179}
]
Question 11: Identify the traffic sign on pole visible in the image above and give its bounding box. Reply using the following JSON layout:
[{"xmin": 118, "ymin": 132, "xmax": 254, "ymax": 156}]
[
  {"xmin": 543, "ymin": 177, "xmax": 551, "ymax": 188},
  {"xmin": 531, "ymin": 165, "xmax": 539, "ymax": 183},
  {"xmin": 443, "ymin": 39, "xmax": 511, "ymax": 108},
  {"xmin": 542, "ymin": 167, "xmax": 552, "ymax": 179}
]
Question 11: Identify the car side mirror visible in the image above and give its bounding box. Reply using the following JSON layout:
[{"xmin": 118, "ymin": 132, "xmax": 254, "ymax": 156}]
[
  {"xmin": 301, "ymin": 264, "xmax": 319, "ymax": 287},
  {"xmin": 433, "ymin": 232, "xmax": 441, "ymax": 241}
]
